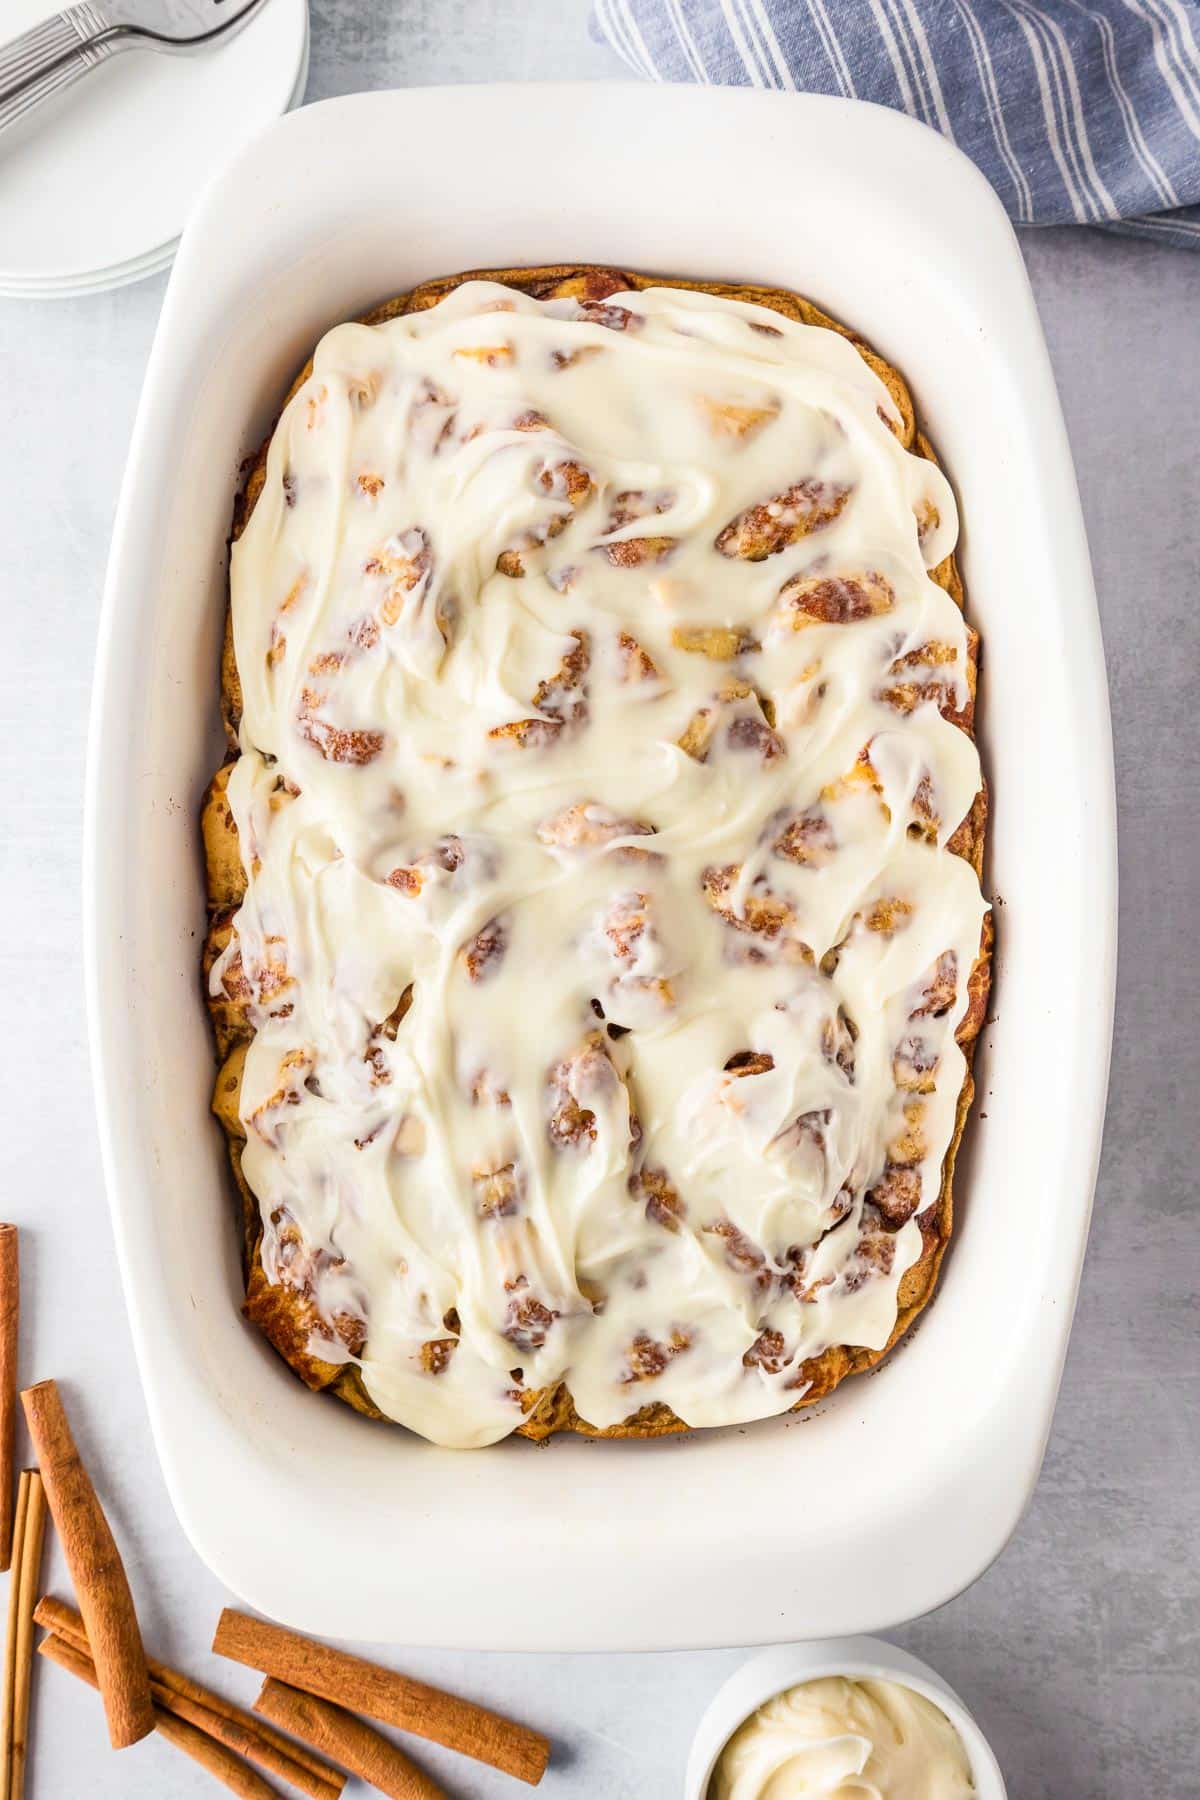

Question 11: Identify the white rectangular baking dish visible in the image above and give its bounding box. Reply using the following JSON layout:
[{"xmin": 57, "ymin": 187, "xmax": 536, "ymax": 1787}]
[{"xmin": 86, "ymin": 84, "xmax": 1115, "ymax": 1651}]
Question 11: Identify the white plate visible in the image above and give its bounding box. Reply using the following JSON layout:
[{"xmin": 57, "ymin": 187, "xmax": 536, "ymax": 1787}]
[
  {"xmin": 0, "ymin": 0, "xmax": 308, "ymax": 290},
  {"xmin": 87, "ymin": 85, "xmax": 1116, "ymax": 1651},
  {"xmin": 0, "ymin": 17, "xmax": 308, "ymax": 300},
  {"xmin": 686, "ymin": 1639, "xmax": 1007, "ymax": 1799},
  {"xmin": 0, "ymin": 242, "xmax": 175, "ymax": 299}
]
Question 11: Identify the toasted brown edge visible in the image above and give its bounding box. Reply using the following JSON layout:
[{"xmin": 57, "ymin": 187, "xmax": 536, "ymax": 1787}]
[{"xmin": 202, "ymin": 264, "xmax": 992, "ymax": 1441}]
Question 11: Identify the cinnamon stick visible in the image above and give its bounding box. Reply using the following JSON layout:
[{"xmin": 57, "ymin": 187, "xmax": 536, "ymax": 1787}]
[
  {"xmin": 213, "ymin": 1609, "xmax": 550, "ymax": 1786},
  {"xmin": 9, "ymin": 1471, "xmax": 46, "ymax": 1800},
  {"xmin": 255, "ymin": 1679, "xmax": 447, "ymax": 1800},
  {"xmin": 0, "ymin": 1471, "xmax": 30, "ymax": 1800},
  {"xmin": 20, "ymin": 1380, "xmax": 153, "ymax": 1749},
  {"xmin": 0, "ymin": 1227, "xmax": 18, "ymax": 1573},
  {"xmin": 39, "ymin": 1632, "xmax": 281, "ymax": 1799},
  {"xmin": 35, "ymin": 1599, "xmax": 343, "ymax": 1800}
]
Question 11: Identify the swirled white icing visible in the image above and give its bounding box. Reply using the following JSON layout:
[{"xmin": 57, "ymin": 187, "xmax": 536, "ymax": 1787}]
[
  {"xmin": 214, "ymin": 278, "xmax": 988, "ymax": 1447},
  {"xmin": 710, "ymin": 1677, "xmax": 976, "ymax": 1799}
]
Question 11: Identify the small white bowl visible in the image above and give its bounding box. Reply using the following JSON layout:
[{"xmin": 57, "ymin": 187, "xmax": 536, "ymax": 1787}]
[{"xmin": 686, "ymin": 1637, "xmax": 1007, "ymax": 1799}]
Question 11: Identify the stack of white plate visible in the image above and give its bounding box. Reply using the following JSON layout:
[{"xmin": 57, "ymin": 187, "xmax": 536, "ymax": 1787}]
[{"xmin": 0, "ymin": 0, "xmax": 309, "ymax": 299}]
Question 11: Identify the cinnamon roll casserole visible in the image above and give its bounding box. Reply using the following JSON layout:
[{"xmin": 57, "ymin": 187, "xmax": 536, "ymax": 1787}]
[{"xmin": 202, "ymin": 266, "xmax": 991, "ymax": 1447}]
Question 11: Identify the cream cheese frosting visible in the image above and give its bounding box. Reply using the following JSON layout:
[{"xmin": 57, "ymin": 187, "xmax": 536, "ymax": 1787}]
[
  {"xmin": 215, "ymin": 279, "xmax": 988, "ymax": 1447},
  {"xmin": 710, "ymin": 1677, "xmax": 977, "ymax": 1800}
]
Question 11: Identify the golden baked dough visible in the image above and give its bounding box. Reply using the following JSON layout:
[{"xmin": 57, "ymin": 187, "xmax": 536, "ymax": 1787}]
[{"xmin": 203, "ymin": 266, "xmax": 991, "ymax": 1441}]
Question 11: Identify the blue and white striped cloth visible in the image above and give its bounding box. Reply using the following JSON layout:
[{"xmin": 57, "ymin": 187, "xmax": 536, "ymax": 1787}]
[{"xmin": 592, "ymin": 0, "xmax": 1200, "ymax": 247}]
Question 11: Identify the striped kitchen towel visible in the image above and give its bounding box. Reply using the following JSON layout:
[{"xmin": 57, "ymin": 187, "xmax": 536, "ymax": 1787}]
[{"xmin": 592, "ymin": 0, "xmax": 1200, "ymax": 246}]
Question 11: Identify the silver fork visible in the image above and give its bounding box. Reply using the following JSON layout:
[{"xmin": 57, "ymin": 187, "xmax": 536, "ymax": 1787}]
[{"xmin": 0, "ymin": 0, "xmax": 268, "ymax": 138}]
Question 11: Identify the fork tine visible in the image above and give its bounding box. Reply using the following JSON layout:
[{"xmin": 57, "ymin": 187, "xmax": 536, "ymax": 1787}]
[{"xmin": 0, "ymin": 0, "xmax": 272, "ymax": 127}]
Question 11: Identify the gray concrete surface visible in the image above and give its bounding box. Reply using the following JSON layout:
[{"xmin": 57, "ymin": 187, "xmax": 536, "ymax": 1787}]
[{"xmin": 0, "ymin": 3, "xmax": 1197, "ymax": 1795}]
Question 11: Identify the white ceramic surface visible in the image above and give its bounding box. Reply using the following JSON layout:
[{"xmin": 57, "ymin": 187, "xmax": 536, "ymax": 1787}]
[
  {"xmin": 0, "ymin": 241, "xmax": 176, "ymax": 299},
  {"xmin": 86, "ymin": 83, "xmax": 1115, "ymax": 1651},
  {"xmin": 0, "ymin": 17, "xmax": 309, "ymax": 300},
  {"xmin": 0, "ymin": 0, "xmax": 308, "ymax": 291},
  {"xmin": 686, "ymin": 1638, "xmax": 1007, "ymax": 1799}
]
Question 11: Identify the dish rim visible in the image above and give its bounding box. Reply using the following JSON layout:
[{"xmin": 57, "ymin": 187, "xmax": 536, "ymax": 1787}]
[{"xmin": 85, "ymin": 82, "xmax": 1116, "ymax": 1650}]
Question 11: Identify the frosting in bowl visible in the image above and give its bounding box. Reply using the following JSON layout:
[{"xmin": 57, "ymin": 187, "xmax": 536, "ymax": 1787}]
[{"xmin": 710, "ymin": 1676, "xmax": 976, "ymax": 1799}]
